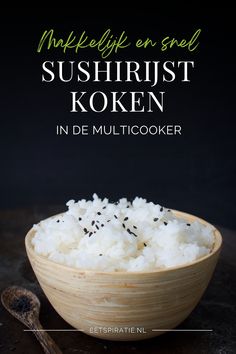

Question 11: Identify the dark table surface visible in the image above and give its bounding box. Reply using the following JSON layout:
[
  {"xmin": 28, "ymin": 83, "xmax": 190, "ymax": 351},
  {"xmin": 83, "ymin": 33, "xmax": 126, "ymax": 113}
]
[{"xmin": 0, "ymin": 206, "xmax": 235, "ymax": 354}]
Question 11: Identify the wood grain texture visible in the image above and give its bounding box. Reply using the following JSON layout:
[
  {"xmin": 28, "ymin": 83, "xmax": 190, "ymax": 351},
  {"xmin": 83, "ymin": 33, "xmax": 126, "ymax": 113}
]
[
  {"xmin": 1, "ymin": 286, "xmax": 62, "ymax": 354},
  {"xmin": 25, "ymin": 211, "xmax": 222, "ymax": 341}
]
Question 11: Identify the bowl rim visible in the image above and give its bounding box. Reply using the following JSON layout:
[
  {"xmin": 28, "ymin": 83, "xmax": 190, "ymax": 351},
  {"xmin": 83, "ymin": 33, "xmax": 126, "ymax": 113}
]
[{"xmin": 25, "ymin": 209, "xmax": 222, "ymax": 275}]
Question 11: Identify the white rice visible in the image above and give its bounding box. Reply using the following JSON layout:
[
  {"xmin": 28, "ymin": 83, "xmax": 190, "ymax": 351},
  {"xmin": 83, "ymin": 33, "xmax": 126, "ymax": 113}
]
[{"xmin": 31, "ymin": 194, "xmax": 215, "ymax": 271}]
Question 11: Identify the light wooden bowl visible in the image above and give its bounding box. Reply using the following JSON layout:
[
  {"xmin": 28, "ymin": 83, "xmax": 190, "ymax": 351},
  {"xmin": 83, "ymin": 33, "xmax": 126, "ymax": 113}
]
[{"xmin": 25, "ymin": 211, "xmax": 222, "ymax": 341}]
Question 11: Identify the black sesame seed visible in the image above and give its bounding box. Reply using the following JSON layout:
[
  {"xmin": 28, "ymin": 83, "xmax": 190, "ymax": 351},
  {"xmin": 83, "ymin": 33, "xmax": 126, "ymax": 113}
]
[
  {"xmin": 10, "ymin": 295, "xmax": 31, "ymax": 313},
  {"xmin": 101, "ymin": 224, "xmax": 104, "ymax": 227},
  {"xmin": 133, "ymin": 225, "xmax": 137, "ymax": 229},
  {"xmin": 78, "ymin": 217, "xmax": 82, "ymax": 221},
  {"xmin": 127, "ymin": 205, "xmax": 130, "ymax": 208},
  {"xmin": 167, "ymin": 209, "xmax": 171, "ymax": 212},
  {"xmin": 91, "ymin": 220, "xmax": 95, "ymax": 226},
  {"xmin": 96, "ymin": 225, "xmax": 99, "ymax": 230},
  {"xmin": 131, "ymin": 231, "xmax": 138, "ymax": 237},
  {"xmin": 114, "ymin": 215, "xmax": 118, "ymax": 219},
  {"xmin": 153, "ymin": 218, "xmax": 158, "ymax": 222},
  {"xmin": 127, "ymin": 228, "xmax": 131, "ymax": 234},
  {"xmin": 102, "ymin": 206, "xmax": 106, "ymax": 209},
  {"xmin": 89, "ymin": 232, "xmax": 93, "ymax": 237},
  {"xmin": 164, "ymin": 222, "xmax": 168, "ymax": 226},
  {"xmin": 122, "ymin": 223, "xmax": 126, "ymax": 229},
  {"xmin": 83, "ymin": 228, "xmax": 88, "ymax": 234},
  {"xmin": 124, "ymin": 217, "xmax": 128, "ymax": 221},
  {"xmin": 144, "ymin": 243, "xmax": 147, "ymax": 247},
  {"xmin": 97, "ymin": 212, "xmax": 101, "ymax": 215},
  {"xmin": 107, "ymin": 220, "xmax": 111, "ymax": 222},
  {"xmin": 160, "ymin": 207, "xmax": 164, "ymax": 212},
  {"xmin": 186, "ymin": 223, "xmax": 191, "ymax": 226},
  {"xmin": 99, "ymin": 254, "xmax": 103, "ymax": 256},
  {"xmin": 56, "ymin": 220, "xmax": 60, "ymax": 223}
]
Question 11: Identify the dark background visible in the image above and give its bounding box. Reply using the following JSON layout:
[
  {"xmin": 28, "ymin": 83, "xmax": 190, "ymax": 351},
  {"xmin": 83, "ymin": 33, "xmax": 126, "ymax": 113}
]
[{"xmin": 1, "ymin": 7, "xmax": 235, "ymax": 228}]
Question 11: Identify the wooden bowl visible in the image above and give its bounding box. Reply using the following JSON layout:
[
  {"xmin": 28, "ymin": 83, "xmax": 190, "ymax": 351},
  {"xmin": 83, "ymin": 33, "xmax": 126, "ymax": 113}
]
[{"xmin": 25, "ymin": 211, "xmax": 222, "ymax": 341}]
